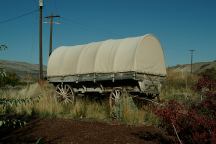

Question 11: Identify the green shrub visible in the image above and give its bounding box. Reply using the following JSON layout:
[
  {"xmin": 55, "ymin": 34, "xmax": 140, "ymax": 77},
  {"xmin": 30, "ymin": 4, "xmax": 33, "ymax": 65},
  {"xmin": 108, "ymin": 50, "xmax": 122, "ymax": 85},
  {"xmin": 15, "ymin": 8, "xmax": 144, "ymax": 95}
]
[{"xmin": 0, "ymin": 71, "xmax": 20, "ymax": 87}]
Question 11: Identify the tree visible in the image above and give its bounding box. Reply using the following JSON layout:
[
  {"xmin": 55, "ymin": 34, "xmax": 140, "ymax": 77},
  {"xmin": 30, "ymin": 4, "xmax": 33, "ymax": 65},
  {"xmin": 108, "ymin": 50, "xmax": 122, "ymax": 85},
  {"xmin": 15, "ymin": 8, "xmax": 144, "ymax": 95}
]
[
  {"xmin": 0, "ymin": 44, "xmax": 7, "ymax": 86},
  {"xmin": 0, "ymin": 44, "xmax": 7, "ymax": 51}
]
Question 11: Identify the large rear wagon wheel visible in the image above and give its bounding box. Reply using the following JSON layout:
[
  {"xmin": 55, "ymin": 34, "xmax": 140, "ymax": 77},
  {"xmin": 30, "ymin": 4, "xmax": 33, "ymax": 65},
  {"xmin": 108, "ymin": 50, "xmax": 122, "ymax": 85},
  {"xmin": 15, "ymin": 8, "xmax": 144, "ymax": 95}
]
[{"xmin": 55, "ymin": 83, "xmax": 76, "ymax": 104}]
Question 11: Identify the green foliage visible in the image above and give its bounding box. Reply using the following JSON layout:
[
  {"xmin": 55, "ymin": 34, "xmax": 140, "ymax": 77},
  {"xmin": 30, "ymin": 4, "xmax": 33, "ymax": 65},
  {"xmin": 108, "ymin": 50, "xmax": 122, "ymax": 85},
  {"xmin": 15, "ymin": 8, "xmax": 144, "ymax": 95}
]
[
  {"xmin": 0, "ymin": 85, "xmax": 41, "ymax": 128},
  {"xmin": 4, "ymin": 72, "xmax": 20, "ymax": 86},
  {"xmin": 0, "ymin": 71, "xmax": 20, "ymax": 87},
  {"xmin": 0, "ymin": 44, "xmax": 7, "ymax": 51},
  {"xmin": 0, "ymin": 96, "xmax": 41, "ymax": 109},
  {"xmin": 0, "ymin": 114, "xmax": 27, "ymax": 128},
  {"xmin": 0, "ymin": 44, "xmax": 20, "ymax": 87}
]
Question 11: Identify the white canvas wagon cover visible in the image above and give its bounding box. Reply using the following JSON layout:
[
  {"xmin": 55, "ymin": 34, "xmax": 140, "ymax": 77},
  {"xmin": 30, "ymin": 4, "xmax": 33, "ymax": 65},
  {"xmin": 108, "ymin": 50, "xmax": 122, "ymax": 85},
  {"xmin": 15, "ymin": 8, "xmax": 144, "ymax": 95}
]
[{"xmin": 47, "ymin": 34, "xmax": 166, "ymax": 77}]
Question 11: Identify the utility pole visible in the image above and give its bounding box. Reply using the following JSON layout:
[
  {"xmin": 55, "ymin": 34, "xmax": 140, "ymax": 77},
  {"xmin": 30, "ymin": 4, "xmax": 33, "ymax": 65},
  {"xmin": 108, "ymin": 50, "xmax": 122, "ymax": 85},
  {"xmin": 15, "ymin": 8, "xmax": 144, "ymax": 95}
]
[
  {"xmin": 39, "ymin": 0, "xmax": 43, "ymax": 80},
  {"xmin": 45, "ymin": 14, "xmax": 60, "ymax": 56},
  {"xmin": 189, "ymin": 50, "xmax": 195, "ymax": 74}
]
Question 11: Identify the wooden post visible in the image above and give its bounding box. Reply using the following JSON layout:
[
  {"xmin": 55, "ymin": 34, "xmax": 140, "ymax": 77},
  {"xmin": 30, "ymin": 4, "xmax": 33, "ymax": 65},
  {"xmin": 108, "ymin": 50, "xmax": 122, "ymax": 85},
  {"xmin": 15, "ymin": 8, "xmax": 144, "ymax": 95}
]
[{"xmin": 39, "ymin": 0, "xmax": 43, "ymax": 80}]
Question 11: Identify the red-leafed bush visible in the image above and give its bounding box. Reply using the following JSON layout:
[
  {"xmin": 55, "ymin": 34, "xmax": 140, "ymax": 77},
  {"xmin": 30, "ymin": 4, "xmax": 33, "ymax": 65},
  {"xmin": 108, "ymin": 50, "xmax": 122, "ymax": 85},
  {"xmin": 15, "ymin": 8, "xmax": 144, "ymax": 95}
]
[
  {"xmin": 194, "ymin": 74, "xmax": 216, "ymax": 119},
  {"xmin": 154, "ymin": 75, "xmax": 216, "ymax": 143},
  {"xmin": 195, "ymin": 76, "xmax": 216, "ymax": 94}
]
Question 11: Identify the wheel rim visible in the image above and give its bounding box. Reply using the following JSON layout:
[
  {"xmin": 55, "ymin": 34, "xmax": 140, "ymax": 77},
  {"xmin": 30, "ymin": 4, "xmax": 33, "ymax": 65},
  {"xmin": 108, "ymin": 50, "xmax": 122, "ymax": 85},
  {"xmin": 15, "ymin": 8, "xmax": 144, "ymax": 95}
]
[
  {"xmin": 109, "ymin": 88, "xmax": 122, "ymax": 109},
  {"xmin": 56, "ymin": 84, "xmax": 75, "ymax": 104}
]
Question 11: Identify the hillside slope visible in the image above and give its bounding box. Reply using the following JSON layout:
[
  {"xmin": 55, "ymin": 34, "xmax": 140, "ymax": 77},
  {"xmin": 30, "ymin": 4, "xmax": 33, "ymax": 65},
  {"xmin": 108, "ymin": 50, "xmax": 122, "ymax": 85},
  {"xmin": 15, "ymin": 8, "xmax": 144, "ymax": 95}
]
[
  {"xmin": 168, "ymin": 60, "xmax": 216, "ymax": 74},
  {"xmin": 0, "ymin": 60, "xmax": 46, "ymax": 80}
]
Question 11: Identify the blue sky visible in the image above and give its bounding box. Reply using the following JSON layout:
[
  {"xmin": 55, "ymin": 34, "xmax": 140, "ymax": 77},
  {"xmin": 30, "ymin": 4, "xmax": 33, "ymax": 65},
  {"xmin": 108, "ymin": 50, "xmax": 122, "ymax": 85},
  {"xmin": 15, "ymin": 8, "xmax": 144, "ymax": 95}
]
[{"xmin": 0, "ymin": 0, "xmax": 215, "ymax": 67}]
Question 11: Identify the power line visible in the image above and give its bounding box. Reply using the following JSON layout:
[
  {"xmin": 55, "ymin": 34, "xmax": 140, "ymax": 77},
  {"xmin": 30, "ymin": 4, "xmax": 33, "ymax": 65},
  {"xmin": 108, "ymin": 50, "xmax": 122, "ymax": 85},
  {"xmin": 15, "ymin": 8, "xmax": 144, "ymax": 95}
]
[
  {"xmin": 62, "ymin": 17, "xmax": 89, "ymax": 31},
  {"xmin": 0, "ymin": 9, "xmax": 38, "ymax": 25},
  {"xmin": 62, "ymin": 17, "xmax": 123, "ymax": 38},
  {"xmin": 44, "ymin": 0, "xmax": 58, "ymax": 17},
  {"xmin": 32, "ymin": 0, "xmax": 38, "ymax": 5},
  {"xmin": 44, "ymin": 14, "xmax": 61, "ymax": 56},
  {"xmin": 53, "ymin": 0, "xmax": 59, "ymax": 14}
]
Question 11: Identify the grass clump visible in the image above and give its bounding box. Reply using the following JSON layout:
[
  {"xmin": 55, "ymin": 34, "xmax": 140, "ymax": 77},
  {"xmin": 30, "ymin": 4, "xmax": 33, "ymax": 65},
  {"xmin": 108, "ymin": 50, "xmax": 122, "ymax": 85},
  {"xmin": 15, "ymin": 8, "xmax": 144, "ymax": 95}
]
[
  {"xmin": 116, "ymin": 95, "xmax": 144, "ymax": 124},
  {"xmin": 110, "ymin": 93, "xmax": 159, "ymax": 125},
  {"xmin": 161, "ymin": 70, "xmax": 200, "ymax": 103}
]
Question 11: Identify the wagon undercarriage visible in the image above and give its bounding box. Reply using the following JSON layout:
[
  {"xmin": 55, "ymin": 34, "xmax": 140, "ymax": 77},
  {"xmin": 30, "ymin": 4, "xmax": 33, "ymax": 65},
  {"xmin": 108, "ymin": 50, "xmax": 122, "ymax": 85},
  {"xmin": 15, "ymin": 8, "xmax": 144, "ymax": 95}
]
[{"xmin": 49, "ymin": 72, "xmax": 165, "ymax": 107}]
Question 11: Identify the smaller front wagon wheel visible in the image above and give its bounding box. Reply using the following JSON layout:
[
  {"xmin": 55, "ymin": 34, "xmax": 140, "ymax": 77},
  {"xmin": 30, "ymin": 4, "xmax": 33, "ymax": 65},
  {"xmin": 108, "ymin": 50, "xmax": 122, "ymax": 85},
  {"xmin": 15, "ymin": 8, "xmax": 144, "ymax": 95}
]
[
  {"xmin": 55, "ymin": 83, "xmax": 75, "ymax": 104},
  {"xmin": 109, "ymin": 87, "xmax": 123, "ymax": 110}
]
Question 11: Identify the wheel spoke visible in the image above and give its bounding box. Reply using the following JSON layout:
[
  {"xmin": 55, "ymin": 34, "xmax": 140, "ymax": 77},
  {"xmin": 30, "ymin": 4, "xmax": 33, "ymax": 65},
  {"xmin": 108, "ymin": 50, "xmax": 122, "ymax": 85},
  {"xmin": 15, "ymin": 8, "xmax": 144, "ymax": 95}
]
[
  {"xmin": 66, "ymin": 98, "xmax": 73, "ymax": 103},
  {"xmin": 66, "ymin": 87, "xmax": 70, "ymax": 93},
  {"xmin": 64, "ymin": 85, "xmax": 70, "ymax": 93},
  {"xmin": 56, "ymin": 90, "xmax": 63, "ymax": 96},
  {"xmin": 58, "ymin": 86, "xmax": 65, "ymax": 94},
  {"xmin": 66, "ymin": 88, "xmax": 73, "ymax": 96},
  {"xmin": 66, "ymin": 93, "xmax": 73, "ymax": 97},
  {"xmin": 115, "ymin": 90, "xmax": 118, "ymax": 97},
  {"xmin": 63, "ymin": 85, "xmax": 67, "ymax": 92},
  {"xmin": 57, "ymin": 86, "xmax": 62, "ymax": 93},
  {"xmin": 63, "ymin": 98, "xmax": 68, "ymax": 104}
]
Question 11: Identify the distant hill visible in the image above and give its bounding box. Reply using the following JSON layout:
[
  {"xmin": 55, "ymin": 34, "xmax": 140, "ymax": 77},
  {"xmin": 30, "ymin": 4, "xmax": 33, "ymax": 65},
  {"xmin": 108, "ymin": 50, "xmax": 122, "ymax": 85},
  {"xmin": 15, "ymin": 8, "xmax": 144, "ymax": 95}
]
[
  {"xmin": 0, "ymin": 60, "xmax": 46, "ymax": 80},
  {"xmin": 0, "ymin": 59, "xmax": 216, "ymax": 81},
  {"xmin": 168, "ymin": 60, "xmax": 216, "ymax": 74}
]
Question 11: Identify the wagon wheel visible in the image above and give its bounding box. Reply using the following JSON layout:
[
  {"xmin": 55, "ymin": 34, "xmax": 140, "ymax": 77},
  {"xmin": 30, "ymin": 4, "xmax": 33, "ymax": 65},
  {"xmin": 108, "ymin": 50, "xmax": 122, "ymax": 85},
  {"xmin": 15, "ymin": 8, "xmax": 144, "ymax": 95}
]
[
  {"xmin": 109, "ymin": 87, "xmax": 123, "ymax": 110},
  {"xmin": 55, "ymin": 84, "xmax": 75, "ymax": 104}
]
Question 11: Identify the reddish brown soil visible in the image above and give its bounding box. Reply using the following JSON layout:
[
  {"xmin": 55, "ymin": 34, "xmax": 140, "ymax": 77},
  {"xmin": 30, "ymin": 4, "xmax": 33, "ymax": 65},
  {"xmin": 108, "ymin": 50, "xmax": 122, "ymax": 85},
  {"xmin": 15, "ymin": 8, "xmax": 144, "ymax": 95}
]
[{"xmin": 0, "ymin": 118, "xmax": 175, "ymax": 144}]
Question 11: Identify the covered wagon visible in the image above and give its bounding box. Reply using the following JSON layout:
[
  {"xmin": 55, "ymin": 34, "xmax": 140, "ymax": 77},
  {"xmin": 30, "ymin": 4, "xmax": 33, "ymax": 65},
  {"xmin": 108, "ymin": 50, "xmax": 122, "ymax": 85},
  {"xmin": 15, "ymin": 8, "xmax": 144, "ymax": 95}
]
[{"xmin": 47, "ymin": 34, "xmax": 166, "ymax": 106}]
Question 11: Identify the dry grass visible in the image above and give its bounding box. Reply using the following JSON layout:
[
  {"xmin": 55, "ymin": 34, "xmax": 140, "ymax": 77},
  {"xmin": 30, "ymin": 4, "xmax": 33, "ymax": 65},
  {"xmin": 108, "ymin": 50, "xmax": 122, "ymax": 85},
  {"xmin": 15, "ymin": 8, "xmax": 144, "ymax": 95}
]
[
  {"xmin": 0, "ymin": 82, "xmax": 159, "ymax": 125},
  {"xmin": 0, "ymin": 70, "xmax": 200, "ymax": 125},
  {"xmin": 111, "ymin": 94, "xmax": 155, "ymax": 125},
  {"xmin": 160, "ymin": 70, "xmax": 200, "ymax": 103}
]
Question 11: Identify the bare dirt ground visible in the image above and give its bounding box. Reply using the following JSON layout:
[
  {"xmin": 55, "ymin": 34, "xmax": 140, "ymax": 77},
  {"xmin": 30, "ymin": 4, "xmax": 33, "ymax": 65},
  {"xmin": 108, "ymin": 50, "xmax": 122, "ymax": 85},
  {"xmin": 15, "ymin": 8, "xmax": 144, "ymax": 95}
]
[{"xmin": 0, "ymin": 118, "xmax": 175, "ymax": 144}]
